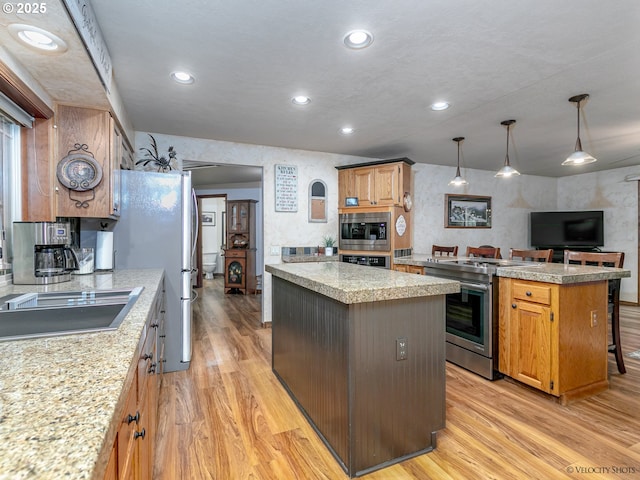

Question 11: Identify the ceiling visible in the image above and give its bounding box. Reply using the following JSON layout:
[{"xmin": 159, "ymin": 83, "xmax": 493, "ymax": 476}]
[{"xmin": 2, "ymin": 0, "xmax": 640, "ymax": 180}]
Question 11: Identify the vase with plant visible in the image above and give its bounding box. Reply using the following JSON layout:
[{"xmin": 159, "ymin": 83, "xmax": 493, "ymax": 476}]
[
  {"xmin": 323, "ymin": 235, "xmax": 336, "ymax": 256},
  {"xmin": 136, "ymin": 134, "xmax": 177, "ymax": 172}
]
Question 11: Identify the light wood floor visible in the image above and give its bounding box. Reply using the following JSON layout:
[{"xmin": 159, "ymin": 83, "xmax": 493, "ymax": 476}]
[{"xmin": 154, "ymin": 277, "xmax": 640, "ymax": 479}]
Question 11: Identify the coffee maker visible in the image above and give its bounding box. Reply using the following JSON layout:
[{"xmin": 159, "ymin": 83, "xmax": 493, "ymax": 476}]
[{"xmin": 13, "ymin": 222, "xmax": 79, "ymax": 285}]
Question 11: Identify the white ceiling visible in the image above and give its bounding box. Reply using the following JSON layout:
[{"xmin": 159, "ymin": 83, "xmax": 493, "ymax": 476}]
[{"xmin": 3, "ymin": 0, "xmax": 640, "ymax": 180}]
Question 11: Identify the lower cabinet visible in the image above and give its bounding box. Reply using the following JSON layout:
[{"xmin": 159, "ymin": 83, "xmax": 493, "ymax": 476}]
[
  {"xmin": 498, "ymin": 277, "xmax": 609, "ymax": 404},
  {"xmin": 393, "ymin": 264, "xmax": 424, "ymax": 274},
  {"xmin": 224, "ymin": 248, "xmax": 256, "ymax": 294},
  {"xmin": 103, "ymin": 285, "xmax": 163, "ymax": 479}
]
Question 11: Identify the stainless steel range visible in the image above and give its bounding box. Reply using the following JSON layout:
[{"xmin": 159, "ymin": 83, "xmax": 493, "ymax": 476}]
[{"xmin": 422, "ymin": 257, "xmax": 530, "ymax": 380}]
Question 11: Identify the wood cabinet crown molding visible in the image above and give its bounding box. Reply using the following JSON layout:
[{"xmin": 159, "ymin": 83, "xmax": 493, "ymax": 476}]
[{"xmin": 0, "ymin": 60, "xmax": 53, "ymax": 119}]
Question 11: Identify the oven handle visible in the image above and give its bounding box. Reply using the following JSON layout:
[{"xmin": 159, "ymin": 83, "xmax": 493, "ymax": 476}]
[{"xmin": 459, "ymin": 282, "xmax": 490, "ymax": 292}]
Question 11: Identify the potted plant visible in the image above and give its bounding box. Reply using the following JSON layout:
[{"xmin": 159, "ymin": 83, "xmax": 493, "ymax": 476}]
[{"xmin": 323, "ymin": 235, "xmax": 336, "ymax": 256}]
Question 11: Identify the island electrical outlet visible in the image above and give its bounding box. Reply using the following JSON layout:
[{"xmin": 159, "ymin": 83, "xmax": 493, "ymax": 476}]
[{"xmin": 396, "ymin": 337, "xmax": 407, "ymax": 361}]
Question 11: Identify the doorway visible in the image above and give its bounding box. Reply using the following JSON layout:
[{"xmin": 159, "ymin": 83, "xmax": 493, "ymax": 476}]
[{"xmin": 195, "ymin": 194, "xmax": 226, "ymax": 289}]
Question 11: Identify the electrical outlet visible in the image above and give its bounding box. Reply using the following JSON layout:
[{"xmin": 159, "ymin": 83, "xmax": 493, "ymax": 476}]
[
  {"xmin": 591, "ymin": 310, "xmax": 598, "ymax": 327},
  {"xmin": 396, "ymin": 337, "xmax": 407, "ymax": 361},
  {"xmin": 270, "ymin": 246, "xmax": 280, "ymax": 256}
]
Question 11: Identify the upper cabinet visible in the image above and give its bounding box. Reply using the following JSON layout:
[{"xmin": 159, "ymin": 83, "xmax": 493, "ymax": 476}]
[
  {"xmin": 56, "ymin": 105, "xmax": 123, "ymax": 219},
  {"xmin": 337, "ymin": 159, "xmax": 413, "ymax": 208},
  {"xmin": 22, "ymin": 105, "xmax": 131, "ymax": 221}
]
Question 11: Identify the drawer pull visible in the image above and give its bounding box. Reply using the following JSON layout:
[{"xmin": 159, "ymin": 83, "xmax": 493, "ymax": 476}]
[
  {"xmin": 127, "ymin": 411, "xmax": 140, "ymax": 424},
  {"xmin": 134, "ymin": 428, "xmax": 146, "ymax": 440},
  {"xmin": 526, "ymin": 291, "xmax": 532, "ymax": 296},
  {"xmin": 142, "ymin": 353, "xmax": 153, "ymax": 361},
  {"xmin": 512, "ymin": 303, "xmax": 517, "ymax": 309}
]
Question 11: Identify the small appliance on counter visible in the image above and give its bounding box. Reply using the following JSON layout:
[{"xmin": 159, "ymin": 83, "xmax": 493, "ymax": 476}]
[{"xmin": 12, "ymin": 222, "xmax": 79, "ymax": 285}]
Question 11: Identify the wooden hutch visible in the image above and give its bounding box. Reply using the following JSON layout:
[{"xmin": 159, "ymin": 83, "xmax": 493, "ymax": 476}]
[{"xmin": 224, "ymin": 200, "xmax": 257, "ymax": 294}]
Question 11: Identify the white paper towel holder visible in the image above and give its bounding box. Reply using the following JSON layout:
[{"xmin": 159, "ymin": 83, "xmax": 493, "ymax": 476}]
[{"xmin": 95, "ymin": 230, "xmax": 114, "ymax": 271}]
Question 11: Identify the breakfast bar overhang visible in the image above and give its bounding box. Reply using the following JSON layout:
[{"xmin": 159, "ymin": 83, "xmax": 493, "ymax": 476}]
[{"xmin": 265, "ymin": 262, "xmax": 459, "ymax": 477}]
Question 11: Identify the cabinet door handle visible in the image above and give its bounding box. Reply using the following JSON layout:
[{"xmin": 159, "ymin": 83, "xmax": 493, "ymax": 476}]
[
  {"xmin": 134, "ymin": 428, "xmax": 146, "ymax": 440},
  {"xmin": 127, "ymin": 411, "xmax": 140, "ymax": 424},
  {"xmin": 526, "ymin": 291, "xmax": 532, "ymax": 296},
  {"xmin": 512, "ymin": 303, "xmax": 517, "ymax": 309}
]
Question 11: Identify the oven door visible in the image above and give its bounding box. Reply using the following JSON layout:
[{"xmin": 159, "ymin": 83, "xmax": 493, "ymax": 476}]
[{"xmin": 445, "ymin": 281, "xmax": 492, "ymax": 358}]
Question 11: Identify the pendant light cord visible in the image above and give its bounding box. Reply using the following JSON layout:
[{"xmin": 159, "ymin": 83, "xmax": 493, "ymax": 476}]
[
  {"xmin": 505, "ymin": 123, "xmax": 510, "ymax": 165},
  {"xmin": 575, "ymin": 99, "xmax": 583, "ymax": 151}
]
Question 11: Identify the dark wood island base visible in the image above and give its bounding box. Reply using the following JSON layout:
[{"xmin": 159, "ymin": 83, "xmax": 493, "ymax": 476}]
[{"xmin": 267, "ymin": 263, "xmax": 459, "ymax": 478}]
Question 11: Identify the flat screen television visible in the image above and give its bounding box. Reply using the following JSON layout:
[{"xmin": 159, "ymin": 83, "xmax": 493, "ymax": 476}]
[{"xmin": 530, "ymin": 210, "xmax": 604, "ymax": 248}]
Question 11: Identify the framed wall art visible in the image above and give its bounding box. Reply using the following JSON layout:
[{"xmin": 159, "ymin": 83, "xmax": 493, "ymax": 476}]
[
  {"xmin": 445, "ymin": 194, "xmax": 492, "ymax": 228},
  {"xmin": 202, "ymin": 211, "xmax": 216, "ymax": 226}
]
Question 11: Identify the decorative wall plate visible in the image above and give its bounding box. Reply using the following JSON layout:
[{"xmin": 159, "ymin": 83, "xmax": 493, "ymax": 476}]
[
  {"xmin": 403, "ymin": 192, "xmax": 413, "ymax": 212},
  {"xmin": 57, "ymin": 152, "xmax": 103, "ymax": 192},
  {"xmin": 395, "ymin": 214, "xmax": 407, "ymax": 236}
]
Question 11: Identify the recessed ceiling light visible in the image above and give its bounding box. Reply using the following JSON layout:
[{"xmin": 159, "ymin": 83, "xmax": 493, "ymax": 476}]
[
  {"xmin": 292, "ymin": 95, "xmax": 311, "ymax": 106},
  {"xmin": 344, "ymin": 30, "xmax": 373, "ymax": 49},
  {"xmin": 340, "ymin": 126, "xmax": 355, "ymax": 135},
  {"xmin": 171, "ymin": 71, "xmax": 195, "ymax": 84},
  {"xmin": 8, "ymin": 24, "xmax": 67, "ymax": 53},
  {"xmin": 431, "ymin": 101, "xmax": 450, "ymax": 111}
]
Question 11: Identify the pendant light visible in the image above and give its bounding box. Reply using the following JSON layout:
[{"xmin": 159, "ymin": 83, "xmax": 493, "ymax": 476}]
[
  {"xmin": 448, "ymin": 137, "xmax": 468, "ymax": 186},
  {"xmin": 562, "ymin": 93, "xmax": 596, "ymax": 166},
  {"xmin": 495, "ymin": 119, "xmax": 520, "ymax": 177}
]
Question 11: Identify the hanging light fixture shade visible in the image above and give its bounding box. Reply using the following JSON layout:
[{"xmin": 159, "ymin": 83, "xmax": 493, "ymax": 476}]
[
  {"xmin": 495, "ymin": 119, "xmax": 520, "ymax": 177},
  {"xmin": 563, "ymin": 93, "xmax": 597, "ymax": 166},
  {"xmin": 448, "ymin": 137, "xmax": 468, "ymax": 186}
]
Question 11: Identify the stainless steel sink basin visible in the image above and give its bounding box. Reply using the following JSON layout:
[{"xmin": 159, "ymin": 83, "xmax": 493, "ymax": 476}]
[{"xmin": 0, "ymin": 287, "xmax": 143, "ymax": 341}]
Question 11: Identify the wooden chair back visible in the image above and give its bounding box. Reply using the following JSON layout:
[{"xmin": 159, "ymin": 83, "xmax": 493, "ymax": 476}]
[
  {"xmin": 564, "ymin": 249, "xmax": 626, "ymax": 373},
  {"xmin": 466, "ymin": 246, "xmax": 501, "ymax": 259},
  {"xmin": 509, "ymin": 248, "xmax": 553, "ymax": 263},
  {"xmin": 563, "ymin": 250, "xmax": 624, "ymax": 269},
  {"xmin": 432, "ymin": 245, "xmax": 458, "ymax": 256}
]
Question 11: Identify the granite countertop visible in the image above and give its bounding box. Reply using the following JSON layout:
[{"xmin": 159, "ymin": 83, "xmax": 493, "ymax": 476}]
[
  {"xmin": 266, "ymin": 262, "xmax": 459, "ymax": 304},
  {"xmin": 495, "ymin": 263, "xmax": 630, "ymax": 284},
  {"xmin": 395, "ymin": 254, "xmax": 630, "ymax": 284},
  {"xmin": 0, "ymin": 268, "xmax": 164, "ymax": 480}
]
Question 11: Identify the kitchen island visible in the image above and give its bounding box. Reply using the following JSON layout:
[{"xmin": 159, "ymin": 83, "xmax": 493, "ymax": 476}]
[
  {"xmin": 496, "ymin": 263, "xmax": 630, "ymax": 404},
  {"xmin": 394, "ymin": 254, "xmax": 630, "ymax": 402},
  {"xmin": 265, "ymin": 262, "xmax": 459, "ymax": 478},
  {"xmin": 0, "ymin": 269, "xmax": 164, "ymax": 480}
]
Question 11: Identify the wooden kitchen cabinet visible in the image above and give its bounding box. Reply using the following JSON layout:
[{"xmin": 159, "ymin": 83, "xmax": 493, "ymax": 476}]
[
  {"xmin": 21, "ymin": 117, "xmax": 56, "ymax": 221},
  {"xmin": 498, "ymin": 277, "xmax": 609, "ymax": 404},
  {"xmin": 393, "ymin": 264, "xmax": 424, "ymax": 275},
  {"xmin": 103, "ymin": 284, "xmax": 164, "ymax": 480},
  {"xmin": 337, "ymin": 159, "xmax": 412, "ymax": 208},
  {"xmin": 55, "ymin": 105, "xmax": 127, "ymax": 219},
  {"xmin": 224, "ymin": 199, "xmax": 257, "ymax": 294}
]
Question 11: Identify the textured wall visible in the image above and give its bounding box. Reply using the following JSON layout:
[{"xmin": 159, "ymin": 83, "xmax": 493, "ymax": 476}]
[{"xmin": 133, "ymin": 131, "xmax": 639, "ymax": 319}]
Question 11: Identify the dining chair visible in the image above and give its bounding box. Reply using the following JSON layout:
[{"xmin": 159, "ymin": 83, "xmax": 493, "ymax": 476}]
[
  {"xmin": 466, "ymin": 246, "xmax": 501, "ymax": 259},
  {"xmin": 509, "ymin": 248, "xmax": 553, "ymax": 263},
  {"xmin": 432, "ymin": 245, "xmax": 458, "ymax": 256},
  {"xmin": 564, "ymin": 250, "xmax": 626, "ymax": 374}
]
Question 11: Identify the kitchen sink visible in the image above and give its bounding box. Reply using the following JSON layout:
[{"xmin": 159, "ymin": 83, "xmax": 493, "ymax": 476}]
[{"xmin": 0, "ymin": 287, "xmax": 143, "ymax": 341}]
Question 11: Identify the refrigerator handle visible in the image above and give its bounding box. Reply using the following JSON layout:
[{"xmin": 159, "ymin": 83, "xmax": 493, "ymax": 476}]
[{"xmin": 191, "ymin": 188, "xmax": 199, "ymax": 262}]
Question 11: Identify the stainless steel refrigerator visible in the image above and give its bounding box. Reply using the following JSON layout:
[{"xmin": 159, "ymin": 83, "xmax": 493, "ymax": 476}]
[{"xmin": 113, "ymin": 170, "xmax": 198, "ymax": 372}]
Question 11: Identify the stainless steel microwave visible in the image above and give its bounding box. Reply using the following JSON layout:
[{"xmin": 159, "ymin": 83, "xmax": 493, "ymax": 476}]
[{"xmin": 339, "ymin": 212, "xmax": 391, "ymax": 251}]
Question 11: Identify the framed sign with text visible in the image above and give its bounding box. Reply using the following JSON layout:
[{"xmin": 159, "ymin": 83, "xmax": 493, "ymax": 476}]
[{"xmin": 275, "ymin": 164, "xmax": 298, "ymax": 212}]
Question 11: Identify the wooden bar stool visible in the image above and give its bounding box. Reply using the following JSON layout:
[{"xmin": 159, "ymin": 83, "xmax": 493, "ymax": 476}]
[
  {"xmin": 564, "ymin": 250, "xmax": 626, "ymax": 374},
  {"xmin": 432, "ymin": 245, "xmax": 458, "ymax": 256},
  {"xmin": 466, "ymin": 246, "xmax": 501, "ymax": 259},
  {"xmin": 509, "ymin": 248, "xmax": 553, "ymax": 263}
]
